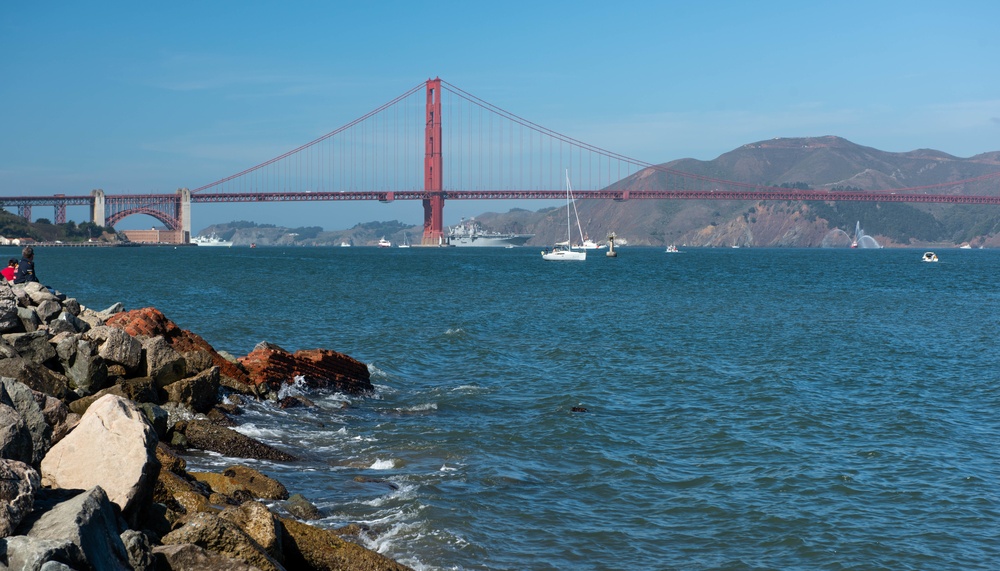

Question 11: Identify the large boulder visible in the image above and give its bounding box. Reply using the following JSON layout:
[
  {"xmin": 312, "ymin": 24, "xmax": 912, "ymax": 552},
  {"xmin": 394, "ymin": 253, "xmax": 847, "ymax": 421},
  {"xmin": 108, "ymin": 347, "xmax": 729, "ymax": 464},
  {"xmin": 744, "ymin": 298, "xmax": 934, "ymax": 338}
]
[
  {"xmin": 238, "ymin": 343, "xmax": 373, "ymax": 394},
  {"xmin": 189, "ymin": 465, "xmax": 289, "ymax": 501},
  {"xmin": 152, "ymin": 543, "xmax": 269, "ymax": 571},
  {"xmin": 89, "ymin": 326, "xmax": 143, "ymax": 371},
  {"xmin": 0, "ymin": 459, "xmax": 40, "ymax": 537},
  {"xmin": 280, "ymin": 516, "xmax": 414, "ymax": 571},
  {"xmin": 12, "ymin": 486, "xmax": 131, "ymax": 570},
  {"xmin": 160, "ymin": 511, "xmax": 285, "ymax": 571},
  {"xmin": 219, "ymin": 501, "xmax": 284, "ymax": 562},
  {"xmin": 21, "ymin": 282, "xmax": 59, "ymax": 306},
  {"xmin": 164, "ymin": 366, "xmax": 221, "ymax": 413},
  {"xmin": 40, "ymin": 395, "xmax": 160, "ymax": 525}
]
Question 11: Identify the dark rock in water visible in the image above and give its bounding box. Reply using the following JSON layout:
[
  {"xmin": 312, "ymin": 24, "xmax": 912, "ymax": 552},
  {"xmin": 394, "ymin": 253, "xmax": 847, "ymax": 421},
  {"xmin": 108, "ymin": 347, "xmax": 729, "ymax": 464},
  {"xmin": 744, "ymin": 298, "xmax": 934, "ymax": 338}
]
[
  {"xmin": 284, "ymin": 493, "xmax": 323, "ymax": 520},
  {"xmin": 206, "ymin": 406, "xmax": 238, "ymax": 427},
  {"xmin": 571, "ymin": 406, "xmax": 588, "ymax": 413},
  {"xmin": 181, "ymin": 420, "xmax": 297, "ymax": 462},
  {"xmin": 353, "ymin": 476, "xmax": 399, "ymax": 490},
  {"xmin": 239, "ymin": 344, "xmax": 373, "ymax": 394}
]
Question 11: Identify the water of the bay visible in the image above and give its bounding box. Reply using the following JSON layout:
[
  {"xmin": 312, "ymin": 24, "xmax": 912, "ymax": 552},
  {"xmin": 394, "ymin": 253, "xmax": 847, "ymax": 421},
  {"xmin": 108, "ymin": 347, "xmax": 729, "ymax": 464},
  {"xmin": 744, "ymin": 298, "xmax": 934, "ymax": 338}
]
[{"xmin": 21, "ymin": 244, "xmax": 1000, "ymax": 570}]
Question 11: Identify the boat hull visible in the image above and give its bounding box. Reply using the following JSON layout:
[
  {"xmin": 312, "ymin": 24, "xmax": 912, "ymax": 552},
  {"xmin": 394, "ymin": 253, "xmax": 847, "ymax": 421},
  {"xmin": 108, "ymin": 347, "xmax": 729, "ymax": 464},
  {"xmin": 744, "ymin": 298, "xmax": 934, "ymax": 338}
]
[{"xmin": 449, "ymin": 234, "xmax": 533, "ymax": 247}]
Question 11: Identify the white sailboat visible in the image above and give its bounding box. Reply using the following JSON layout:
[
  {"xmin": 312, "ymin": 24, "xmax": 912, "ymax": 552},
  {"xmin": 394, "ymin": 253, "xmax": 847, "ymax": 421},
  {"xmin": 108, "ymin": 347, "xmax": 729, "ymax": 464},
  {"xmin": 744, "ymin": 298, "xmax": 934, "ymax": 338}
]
[
  {"xmin": 398, "ymin": 232, "xmax": 411, "ymax": 248},
  {"xmin": 542, "ymin": 172, "xmax": 587, "ymax": 261}
]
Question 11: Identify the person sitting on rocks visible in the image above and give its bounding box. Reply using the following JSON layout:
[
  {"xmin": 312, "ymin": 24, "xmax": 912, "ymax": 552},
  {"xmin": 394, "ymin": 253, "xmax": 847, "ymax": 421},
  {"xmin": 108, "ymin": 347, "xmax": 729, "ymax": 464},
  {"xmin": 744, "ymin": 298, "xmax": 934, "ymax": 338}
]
[
  {"xmin": 13, "ymin": 246, "xmax": 39, "ymax": 284},
  {"xmin": 1, "ymin": 259, "xmax": 16, "ymax": 281}
]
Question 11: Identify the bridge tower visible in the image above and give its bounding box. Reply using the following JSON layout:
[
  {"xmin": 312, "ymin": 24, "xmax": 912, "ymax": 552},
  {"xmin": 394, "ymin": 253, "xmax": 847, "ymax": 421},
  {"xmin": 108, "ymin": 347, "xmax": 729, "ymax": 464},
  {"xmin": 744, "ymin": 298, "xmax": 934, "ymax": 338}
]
[
  {"xmin": 91, "ymin": 189, "xmax": 106, "ymax": 226},
  {"xmin": 178, "ymin": 187, "xmax": 191, "ymax": 242},
  {"xmin": 422, "ymin": 78, "xmax": 444, "ymax": 246}
]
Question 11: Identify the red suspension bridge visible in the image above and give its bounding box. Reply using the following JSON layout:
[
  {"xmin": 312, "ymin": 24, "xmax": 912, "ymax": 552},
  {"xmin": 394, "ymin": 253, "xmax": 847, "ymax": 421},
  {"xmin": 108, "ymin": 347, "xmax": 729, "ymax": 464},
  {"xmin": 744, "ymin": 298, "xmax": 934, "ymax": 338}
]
[{"xmin": 5, "ymin": 78, "xmax": 1000, "ymax": 245}]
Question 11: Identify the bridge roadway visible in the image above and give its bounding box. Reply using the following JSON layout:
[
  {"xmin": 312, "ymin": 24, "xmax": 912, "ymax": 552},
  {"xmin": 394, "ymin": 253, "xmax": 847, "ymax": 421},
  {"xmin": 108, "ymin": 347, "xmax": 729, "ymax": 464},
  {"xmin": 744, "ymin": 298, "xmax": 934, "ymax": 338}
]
[{"xmin": 2, "ymin": 188, "xmax": 999, "ymax": 240}]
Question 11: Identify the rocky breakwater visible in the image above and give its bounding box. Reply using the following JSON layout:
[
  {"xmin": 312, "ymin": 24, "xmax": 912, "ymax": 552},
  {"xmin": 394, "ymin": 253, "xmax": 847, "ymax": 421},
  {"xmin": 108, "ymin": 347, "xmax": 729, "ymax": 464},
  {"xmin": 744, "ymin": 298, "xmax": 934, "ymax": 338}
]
[{"xmin": 0, "ymin": 281, "xmax": 413, "ymax": 571}]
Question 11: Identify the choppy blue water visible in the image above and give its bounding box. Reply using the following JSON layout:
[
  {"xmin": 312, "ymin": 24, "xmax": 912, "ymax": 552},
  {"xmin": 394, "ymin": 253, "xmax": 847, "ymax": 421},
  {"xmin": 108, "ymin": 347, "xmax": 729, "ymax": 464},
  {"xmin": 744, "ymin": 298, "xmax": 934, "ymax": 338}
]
[{"xmin": 24, "ymin": 245, "xmax": 1000, "ymax": 570}]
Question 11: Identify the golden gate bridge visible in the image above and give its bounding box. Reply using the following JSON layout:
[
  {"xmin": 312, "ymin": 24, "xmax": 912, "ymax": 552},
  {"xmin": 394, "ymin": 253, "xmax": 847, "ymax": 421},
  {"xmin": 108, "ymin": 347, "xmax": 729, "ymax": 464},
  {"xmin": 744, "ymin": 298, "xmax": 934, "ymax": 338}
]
[{"xmin": 4, "ymin": 78, "xmax": 1000, "ymax": 245}]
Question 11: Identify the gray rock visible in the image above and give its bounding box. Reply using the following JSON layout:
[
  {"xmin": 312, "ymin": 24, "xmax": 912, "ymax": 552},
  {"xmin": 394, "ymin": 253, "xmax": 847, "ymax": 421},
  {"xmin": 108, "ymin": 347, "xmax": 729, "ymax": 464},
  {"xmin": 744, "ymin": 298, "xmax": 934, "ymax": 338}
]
[
  {"xmin": 4, "ymin": 535, "xmax": 86, "ymax": 571},
  {"xmin": 0, "ymin": 282, "xmax": 19, "ymax": 333},
  {"xmin": 0, "ymin": 400, "xmax": 33, "ymax": 465},
  {"xmin": 17, "ymin": 306, "xmax": 40, "ymax": 332},
  {"xmin": 76, "ymin": 309, "xmax": 106, "ymax": 330},
  {"xmin": 22, "ymin": 282, "xmax": 59, "ymax": 306},
  {"xmin": 284, "ymin": 493, "xmax": 323, "ymax": 521},
  {"xmin": 164, "ymin": 367, "xmax": 220, "ymax": 413},
  {"xmin": 121, "ymin": 529, "xmax": 155, "ymax": 571},
  {"xmin": 49, "ymin": 311, "xmax": 89, "ymax": 335},
  {"xmin": 0, "ymin": 337, "xmax": 18, "ymax": 359},
  {"xmin": 137, "ymin": 402, "xmax": 169, "ymax": 440},
  {"xmin": 90, "ymin": 326, "xmax": 142, "ymax": 371},
  {"xmin": 0, "ymin": 357, "xmax": 70, "ymax": 400},
  {"xmin": 61, "ymin": 298, "xmax": 81, "ymax": 317},
  {"xmin": 0, "ymin": 459, "xmax": 40, "ymax": 536},
  {"xmin": 35, "ymin": 299, "xmax": 62, "ymax": 324},
  {"xmin": 0, "ymin": 378, "xmax": 52, "ymax": 465},
  {"xmin": 143, "ymin": 336, "xmax": 187, "ymax": 387},
  {"xmin": 17, "ymin": 486, "xmax": 130, "ymax": 571},
  {"xmin": 56, "ymin": 336, "xmax": 109, "ymax": 396},
  {"xmin": 183, "ymin": 349, "xmax": 215, "ymax": 375},
  {"xmin": 3, "ymin": 331, "xmax": 57, "ymax": 366}
]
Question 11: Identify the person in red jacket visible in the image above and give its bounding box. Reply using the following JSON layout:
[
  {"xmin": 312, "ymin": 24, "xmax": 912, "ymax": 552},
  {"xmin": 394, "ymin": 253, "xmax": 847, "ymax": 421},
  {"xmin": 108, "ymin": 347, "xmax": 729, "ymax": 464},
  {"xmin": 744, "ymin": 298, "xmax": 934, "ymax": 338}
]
[{"xmin": 1, "ymin": 259, "xmax": 16, "ymax": 282}]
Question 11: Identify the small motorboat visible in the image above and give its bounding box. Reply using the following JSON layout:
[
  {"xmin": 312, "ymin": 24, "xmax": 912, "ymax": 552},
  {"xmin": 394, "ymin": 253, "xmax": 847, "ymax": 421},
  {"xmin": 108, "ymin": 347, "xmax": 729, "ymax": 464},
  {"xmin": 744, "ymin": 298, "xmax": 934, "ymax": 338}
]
[
  {"xmin": 665, "ymin": 244, "xmax": 680, "ymax": 253},
  {"xmin": 922, "ymin": 252, "xmax": 939, "ymax": 262},
  {"xmin": 378, "ymin": 237, "xmax": 392, "ymax": 248}
]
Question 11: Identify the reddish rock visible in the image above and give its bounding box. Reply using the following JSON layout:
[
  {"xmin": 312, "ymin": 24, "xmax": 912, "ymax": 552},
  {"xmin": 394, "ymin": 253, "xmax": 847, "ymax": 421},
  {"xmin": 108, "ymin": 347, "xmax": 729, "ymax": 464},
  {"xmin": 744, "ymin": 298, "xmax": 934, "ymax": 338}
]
[
  {"xmin": 238, "ymin": 345, "xmax": 372, "ymax": 394},
  {"xmin": 106, "ymin": 308, "xmax": 250, "ymax": 385}
]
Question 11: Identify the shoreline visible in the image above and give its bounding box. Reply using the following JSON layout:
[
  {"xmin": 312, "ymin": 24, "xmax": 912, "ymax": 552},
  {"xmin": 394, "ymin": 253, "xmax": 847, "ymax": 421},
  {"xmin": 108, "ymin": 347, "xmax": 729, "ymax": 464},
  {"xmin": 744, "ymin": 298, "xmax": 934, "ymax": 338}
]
[{"xmin": 0, "ymin": 281, "xmax": 414, "ymax": 570}]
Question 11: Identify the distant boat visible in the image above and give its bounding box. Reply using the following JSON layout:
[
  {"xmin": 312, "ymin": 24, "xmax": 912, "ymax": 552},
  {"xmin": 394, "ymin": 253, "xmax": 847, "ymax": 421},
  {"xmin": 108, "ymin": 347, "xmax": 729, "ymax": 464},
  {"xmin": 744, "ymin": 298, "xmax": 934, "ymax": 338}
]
[
  {"xmin": 665, "ymin": 244, "xmax": 680, "ymax": 253},
  {"xmin": 572, "ymin": 237, "xmax": 606, "ymax": 250},
  {"xmin": 960, "ymin": 243, "xmax": 972, "ymax": 249},
  {"xmin": 191, "ymin": 234, "xmax": 233, "ymax": 247},
  {"xmin": 340, "ymin": 241, "xmax": 351, "ymax": 247},
  {"xmin": 542, "ymin": 171, "xmax": 586, "ymax": 261},
  {"xmin": 378, "ymin": 237, "xmax": 392, "ymax": 248},
  {"xmin": 922, "ymin": 251, "xmax": 939, "ymax": 262},
  {"xmin": 398, "ymin": 233, "xmax": 411, "ymax": 248}
]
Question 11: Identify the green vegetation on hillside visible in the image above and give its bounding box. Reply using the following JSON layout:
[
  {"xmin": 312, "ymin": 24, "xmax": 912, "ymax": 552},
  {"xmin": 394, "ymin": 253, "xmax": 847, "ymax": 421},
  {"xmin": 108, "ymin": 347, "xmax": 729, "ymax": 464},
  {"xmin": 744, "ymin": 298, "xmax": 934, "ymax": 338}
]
[
  {"xmin": 810, "ymin": 202, "xmax": 944, "ymax": 244},
  {"xmin": 0, "ymin": 210, "xmax": 116, "ymax": 243}
]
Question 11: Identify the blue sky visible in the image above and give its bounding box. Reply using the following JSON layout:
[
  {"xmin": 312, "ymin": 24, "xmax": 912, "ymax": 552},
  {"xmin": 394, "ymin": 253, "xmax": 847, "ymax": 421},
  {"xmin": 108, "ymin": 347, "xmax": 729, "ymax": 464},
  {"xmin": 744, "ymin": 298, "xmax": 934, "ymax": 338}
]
[{"xmin": 2, "ymin": 1, "xmax": 998, "ymax": 232}]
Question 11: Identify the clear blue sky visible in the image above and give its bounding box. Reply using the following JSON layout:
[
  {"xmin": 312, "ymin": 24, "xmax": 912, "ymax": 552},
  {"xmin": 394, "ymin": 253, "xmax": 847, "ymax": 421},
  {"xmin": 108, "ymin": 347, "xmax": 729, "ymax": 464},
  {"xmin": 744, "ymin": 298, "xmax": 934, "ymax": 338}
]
[{"xmin": 2, "ymin": 1, "xmax": 998, "ymax": 232}]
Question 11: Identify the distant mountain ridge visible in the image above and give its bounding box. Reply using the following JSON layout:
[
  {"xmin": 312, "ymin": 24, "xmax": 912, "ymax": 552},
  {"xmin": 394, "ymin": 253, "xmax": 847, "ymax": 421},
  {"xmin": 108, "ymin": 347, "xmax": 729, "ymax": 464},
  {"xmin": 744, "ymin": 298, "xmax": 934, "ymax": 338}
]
[{"xmin": 204, "ymin": 136, "xmax": 1000, "ymax": 248}]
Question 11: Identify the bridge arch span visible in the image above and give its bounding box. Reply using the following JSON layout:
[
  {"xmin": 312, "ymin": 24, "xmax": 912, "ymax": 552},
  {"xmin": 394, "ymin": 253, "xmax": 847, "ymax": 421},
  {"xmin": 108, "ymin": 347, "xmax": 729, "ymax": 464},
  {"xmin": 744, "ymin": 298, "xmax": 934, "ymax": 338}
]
[{"xmin": 106, "ymin": 207, "xmax": 179, "ymax": 230}]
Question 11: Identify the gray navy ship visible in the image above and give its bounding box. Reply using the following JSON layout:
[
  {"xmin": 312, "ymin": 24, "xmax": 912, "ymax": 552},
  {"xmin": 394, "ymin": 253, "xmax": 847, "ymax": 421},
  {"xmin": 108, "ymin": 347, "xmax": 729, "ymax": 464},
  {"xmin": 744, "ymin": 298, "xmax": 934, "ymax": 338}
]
[{"xmin": 447, "ymin": 218, "xmax": 533, "ymax": 247}]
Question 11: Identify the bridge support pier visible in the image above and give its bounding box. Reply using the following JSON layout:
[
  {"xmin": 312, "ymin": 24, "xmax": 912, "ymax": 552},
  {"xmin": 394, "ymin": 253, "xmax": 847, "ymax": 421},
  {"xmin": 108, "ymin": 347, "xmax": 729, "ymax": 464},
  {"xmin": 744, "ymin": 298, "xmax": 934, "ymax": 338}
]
[
  {"xmin": 91, "ymin": 189, "xmax": 106, "ymax": 226},
  {"xmin": 422, "ymin": 78, "xmax": 445, "ymax": 246}
]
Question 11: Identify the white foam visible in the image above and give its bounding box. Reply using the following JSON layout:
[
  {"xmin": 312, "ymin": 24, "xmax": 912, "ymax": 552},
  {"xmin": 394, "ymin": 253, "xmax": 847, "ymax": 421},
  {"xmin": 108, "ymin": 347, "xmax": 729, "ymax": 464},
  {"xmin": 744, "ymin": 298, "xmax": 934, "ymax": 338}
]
[{"xmin": 369, "ymin": 458, "xmax": 396, "ymax": 470}]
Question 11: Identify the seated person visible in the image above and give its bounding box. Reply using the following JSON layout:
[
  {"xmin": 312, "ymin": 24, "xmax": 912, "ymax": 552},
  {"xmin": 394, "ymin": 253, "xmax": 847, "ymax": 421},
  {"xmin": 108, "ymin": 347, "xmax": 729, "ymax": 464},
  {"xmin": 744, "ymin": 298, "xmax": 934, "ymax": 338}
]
[
  {"xmin": 0, "ymin": 259, "xmax": 16, "ymax": 282},
  {"xmin": 13, "ymin": 246, "xmax": 38, "ymax": 284}
]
